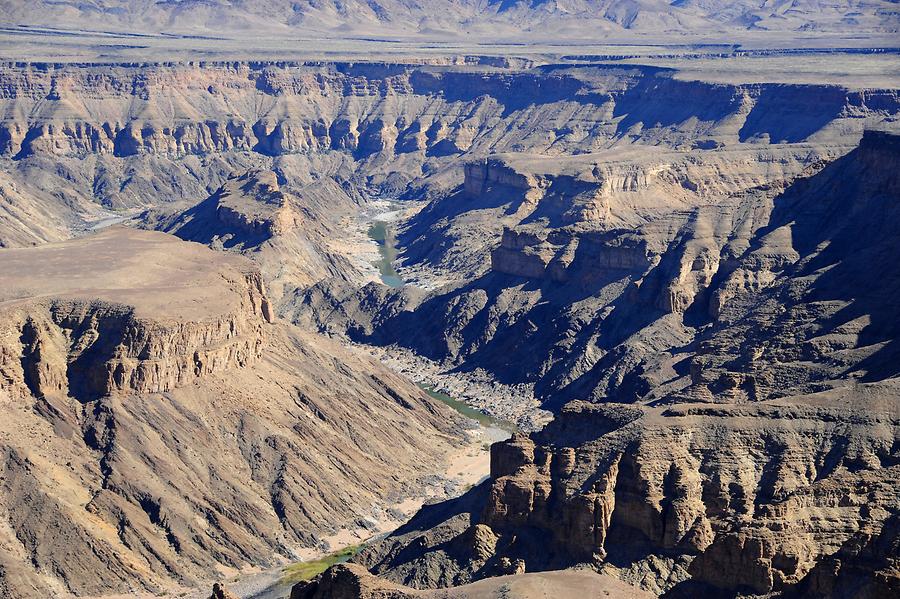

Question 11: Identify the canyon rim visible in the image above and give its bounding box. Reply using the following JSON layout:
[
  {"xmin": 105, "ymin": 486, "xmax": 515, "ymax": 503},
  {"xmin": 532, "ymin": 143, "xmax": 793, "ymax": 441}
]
[{"xmin": 0, "ymin": 2, "xmax": 898, "ymax": 599}]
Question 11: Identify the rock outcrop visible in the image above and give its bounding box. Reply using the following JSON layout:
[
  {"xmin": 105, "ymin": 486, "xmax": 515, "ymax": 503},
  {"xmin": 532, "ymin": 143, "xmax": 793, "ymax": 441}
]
[
  {"xmin": 209, "ymin": 582, "xmax": 240, "ymax": 599},
  {"xmin": 360, "ymin": 390, "xmax": 900, "ymax": 596},
  {"xmin": 0, "ymin": 227, "xmax": 466, "ymax": 598},
  {"xmin": 141, "ymin": 169, "xmax": 368, "ymax": 301}
]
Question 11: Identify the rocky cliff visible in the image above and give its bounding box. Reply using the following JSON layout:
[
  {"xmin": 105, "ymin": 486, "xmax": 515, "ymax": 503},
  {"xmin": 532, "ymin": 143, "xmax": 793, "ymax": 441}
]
[
  {"xmin": 320, "ymin": 130, "xmax": 900, "ymax": 414},
  {"xmin": 324, "ymin": 130, "xmax": 900, "ymax": 597},
  {"xmin": 0, "ymin": 227, "xmax": 465, "ymax": 598},
  {"xmin": 0, "ymin": 61, "xmax": 896, "ymax": 247},
  {"xmin": 141, "ymin": 169, "xmax": 369, "ymax": 300},
  {"xmin": 0, "ymin": 230, "xmax": 272, "ymax": 402},
  {"xmin": 358, "ymin": 391, "xmax": 899, "ymax": 596}
]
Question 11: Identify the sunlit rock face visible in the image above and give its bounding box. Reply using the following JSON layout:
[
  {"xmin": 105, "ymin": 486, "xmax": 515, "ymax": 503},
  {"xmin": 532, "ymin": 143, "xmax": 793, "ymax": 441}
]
[
  {"xmin": 1, "ymin": 61, "xmax": 897, "ymax": 246},
  {"xmin": 0, "ymin": 228, "xmax": 465, "ymax": 598},
  {"xmin": 0, "ymin": 55, "xmax": 898, "ymax": 599},
  {"xmin": 349, "ymin": 130, "xmax": 900, "ymax": 597}
]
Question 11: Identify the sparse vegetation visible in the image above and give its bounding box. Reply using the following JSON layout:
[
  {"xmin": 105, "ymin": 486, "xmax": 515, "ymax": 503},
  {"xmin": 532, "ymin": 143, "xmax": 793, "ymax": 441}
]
[{"xmin": 280, "ymin": 545, "xmax": 363, "ymax": 585}]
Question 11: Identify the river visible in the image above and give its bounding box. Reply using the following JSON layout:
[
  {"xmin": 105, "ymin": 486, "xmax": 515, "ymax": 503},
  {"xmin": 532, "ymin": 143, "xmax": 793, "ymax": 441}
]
[
  {"xmin": 365, "ymin": 201, "xmax": 517, "ymax": 436},
  {"xmin": 195, "ymin": 202, "xmax": 514, "ymax": 599},
  {"xmin": 367, "ymin": 202, "xmax": 405, "ymax": 288}
]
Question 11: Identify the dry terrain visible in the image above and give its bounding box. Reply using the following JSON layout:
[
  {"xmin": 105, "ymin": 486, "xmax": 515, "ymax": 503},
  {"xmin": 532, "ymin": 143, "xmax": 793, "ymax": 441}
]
[
  {"xmin": 294, "ymin": 564, "xmax": 654, "ymax": 598},
  {"xmin": 0, "ymin": 228, "xmax": 466, "ymax": 597},
  {"xmin": 0, "ymin": 4, "xmax": 897, "ymax": 597}
]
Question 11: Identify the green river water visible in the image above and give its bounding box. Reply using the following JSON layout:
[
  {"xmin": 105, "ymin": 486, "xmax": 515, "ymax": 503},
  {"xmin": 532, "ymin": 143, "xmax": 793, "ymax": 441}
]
[
  {"xmin": 367, "ymin": 220, "xmax": 404, "ymax": 288},
  {"xmin": 367, "ymin": 211, "xmax": 516, "ymax": 436}
]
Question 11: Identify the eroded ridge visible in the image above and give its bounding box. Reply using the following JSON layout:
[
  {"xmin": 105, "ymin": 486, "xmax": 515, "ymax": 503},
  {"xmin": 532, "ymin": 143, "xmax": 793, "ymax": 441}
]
[{"xmin": 0, "ymin": 227, "xmax": 466, "ymax": 598}]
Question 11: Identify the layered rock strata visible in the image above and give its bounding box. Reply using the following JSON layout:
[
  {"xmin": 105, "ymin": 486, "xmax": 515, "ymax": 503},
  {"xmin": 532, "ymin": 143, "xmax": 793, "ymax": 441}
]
[
  {"xmin": 358, "ymin": 388, "xmax": 900, "ymax": 596},
  {"xmin": 336, "ymin": 131, "xmax": 900, "ymax": 597},
  {"xmin": 141, "ymin": 169, "xmax": 368, "ymax": 300},
  {"xmin": 316, "ymin": 130, "xmax": 900, "ymax": 415},
  {"xmin": 0, "ymin": 61, "xmax": 896, "ymax": 246},
  {"xmin": 0, "ymin": 227, "xmax": 465, "ymax": 598},
  {"xmin": 0, "ymin": 58, "xmax": 898, "ymax": 599}
]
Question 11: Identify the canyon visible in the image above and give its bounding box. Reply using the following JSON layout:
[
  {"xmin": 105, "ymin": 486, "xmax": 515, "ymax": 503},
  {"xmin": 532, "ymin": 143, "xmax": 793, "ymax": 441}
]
[
  {"xmin": 0, "ymin": 32, "xmax": 896, "ymax": 599},
  {"xmin": 0, "ymin": 227, "xmax": 470, "ymax": 598},
  {"xmin": 333, "ymin": 127, "xmax": 900, "ymax": 598}
]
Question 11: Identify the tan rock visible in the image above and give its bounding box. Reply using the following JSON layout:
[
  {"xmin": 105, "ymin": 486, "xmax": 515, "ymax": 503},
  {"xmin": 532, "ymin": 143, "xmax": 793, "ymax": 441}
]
[{"xmin": 0, "ymin": 227, "xmax": 466, "ymax": 598}]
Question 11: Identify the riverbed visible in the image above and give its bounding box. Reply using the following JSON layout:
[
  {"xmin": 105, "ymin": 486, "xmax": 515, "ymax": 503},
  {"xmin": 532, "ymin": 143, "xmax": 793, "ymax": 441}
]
[{"xmin": 173, "ymin": 199, "xmax": 521, "ymax": 599}]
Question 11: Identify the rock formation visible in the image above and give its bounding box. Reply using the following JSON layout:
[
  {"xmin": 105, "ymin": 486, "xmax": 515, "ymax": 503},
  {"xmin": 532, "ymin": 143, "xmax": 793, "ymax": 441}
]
[
  {"xmin": 0, "ymin": 61, "xmax": 895, "ymax": 248},
  {"xmin": 141, "ymin": 169, "xmax": 369, "ymax": 301},
  {"xmin": 358, "ymin": 384, "xmax": 900, "ymax": 596},
  {"xmin": 317, "ymin": 130, "xmax": 900, "ymax": 412},
  {"xmin": 1, "ymin": 227, "xmax": 272, "ymax": 401},
  {"xmin": 0, "ymin": 228, "xmax": 465, "ymax": 598},
  {"xmin": 340, "ymin": 130, "xmax": 900, "ymax": 596},
  {"xmin": 209, "ymin": 582, "xmax": 240, "ymax": 599},
  {"xmin": 0, "ymin": 52, "xmax": 897, "ymax": 599}
]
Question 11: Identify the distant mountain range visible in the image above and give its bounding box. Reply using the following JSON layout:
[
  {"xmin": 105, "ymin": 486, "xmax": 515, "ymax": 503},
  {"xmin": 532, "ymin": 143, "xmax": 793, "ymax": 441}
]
[{"xmin": 0, "ymin": 0, "xmax": 897, "ymax": 40}]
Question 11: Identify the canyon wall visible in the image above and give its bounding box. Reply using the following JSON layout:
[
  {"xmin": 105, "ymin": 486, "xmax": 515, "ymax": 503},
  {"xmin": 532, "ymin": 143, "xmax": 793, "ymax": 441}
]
[
  {"xmin": 346, "ymin": 129, "xmax": 900, "ymax": 597},
  {"xmin": 0, "ymin": 58, "xmax": 898, "ymax": 597},
  {"xmin": 0, "ymin": 228, "xmax": 465, "ymax": 598},
  {"xmin": 0, "ymin": 61, "xmax": 896, "ymax": 247},
  {"xmin": 359, "ymin": 393, "xmax": 899, "ymax": 596},
  {"xmin": 325, "ymin": 130, "xmax": 900, "ymax": 411},
  {"xmin": 0, "ymin": 61, "xmax": 894, "ymax": 162}
]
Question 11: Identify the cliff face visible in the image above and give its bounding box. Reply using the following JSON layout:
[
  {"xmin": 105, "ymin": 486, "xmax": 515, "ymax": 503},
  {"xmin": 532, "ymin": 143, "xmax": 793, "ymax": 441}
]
[
  {"xmin": 359, "ymin": 388, "xmax": 900, "ymax": 597},
  {"xmin": 0, "ymin": 227, "xmax": 272, "ymax": 401},
  {"xmin": 337, "ymin": 130, "xmax": 900, "ymax": 597},
  {"xmin": 0, "ymin": 228, "xmax": 465, "ymax": 599},
  {"xmin": 482, "ymin": 395, "xmax": 899, "ymax": 596},
  {"xmin": 4, "ymin": 296, "xmax": 267, "ymax": 402},
  {"xmin": 10, "ymin": 62, "xmax": 889, "ymax": 161},
  {"xmin": 328, "ymin": 131, "xmax": 900, "ymax": 413},
  {"xmin": 679, "ymin": 129, "xmax": 900, "ymax": 405},
  {"xmin": 0, "ymin": 61, "xmax": 896, "ymax": 247}
]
